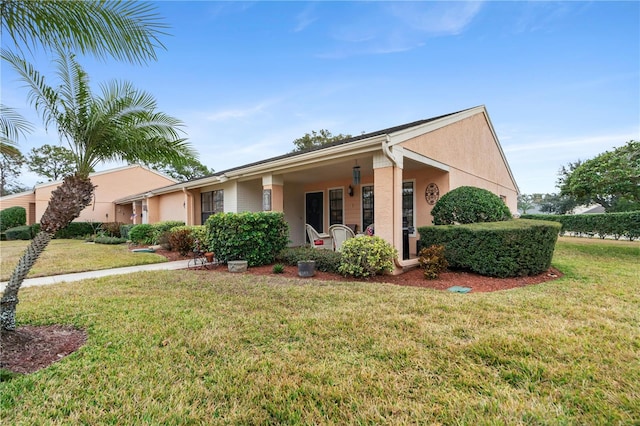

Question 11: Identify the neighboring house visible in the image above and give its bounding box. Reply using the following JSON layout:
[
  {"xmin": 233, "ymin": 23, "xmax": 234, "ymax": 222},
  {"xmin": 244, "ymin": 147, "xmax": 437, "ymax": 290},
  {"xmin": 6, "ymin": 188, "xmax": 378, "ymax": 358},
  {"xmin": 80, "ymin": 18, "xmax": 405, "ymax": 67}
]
[
  {"xmin": 573, "ymin": 204, "xmax": 606, "ymax": 214},
  {"xmin": 0, "ymin": 165, "xmax": 177, "ymax": 225},
  {"xmin": 116, "ymin": 105, "xmax": 519, "ymax": 271}
]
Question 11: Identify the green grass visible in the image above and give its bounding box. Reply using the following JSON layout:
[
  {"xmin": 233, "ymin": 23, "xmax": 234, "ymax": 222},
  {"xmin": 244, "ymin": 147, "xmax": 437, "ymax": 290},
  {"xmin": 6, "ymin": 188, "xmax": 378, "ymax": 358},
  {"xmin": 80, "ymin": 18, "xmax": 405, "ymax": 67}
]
[
  {"xmin": 0, "ymin": 239, "xmax": 168, "ymax": 281},
  {"xmin": 1, "ymin": 237, "xmax": 639, "ymax": 424}
]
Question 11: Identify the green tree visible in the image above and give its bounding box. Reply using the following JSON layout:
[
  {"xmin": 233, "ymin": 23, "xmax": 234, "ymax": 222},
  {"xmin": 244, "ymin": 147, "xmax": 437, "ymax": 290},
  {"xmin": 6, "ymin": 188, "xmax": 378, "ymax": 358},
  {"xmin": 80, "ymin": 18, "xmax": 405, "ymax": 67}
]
[
  {"xmin": 140, "ymin": 157, "xmax": 214, "ymax": 181},
  {"xmin": 0, "ymin": 149, "xmax": 27, "ymax": 196},
  {"xmin": 292, "ymin": 129, "xmax": 353, "ymax": 152},
  {"xmin": 27, "ymin": 144, "xmax": 78, "ymax": 182},
  {"xmin": 558, "ymin": 141, "xmax": 640, "ymax": 212},
  {"xmin": 517, "ymin": 194, "xmax": 535, "ymax": 214},
  {"xmin": 0, "ymin": 51, "xmax": 194, "ymax": 331},
  {"xmin": 538, "ymin": 193, "xmax": 579, "ymax": 215}
]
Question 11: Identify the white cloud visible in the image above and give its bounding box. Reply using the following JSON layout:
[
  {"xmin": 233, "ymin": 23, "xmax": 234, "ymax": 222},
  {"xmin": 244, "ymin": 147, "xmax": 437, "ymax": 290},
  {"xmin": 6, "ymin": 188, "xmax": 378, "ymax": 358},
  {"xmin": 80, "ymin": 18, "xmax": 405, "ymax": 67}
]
[
  {"xmin": 293, "ymin": 4, "xmax": 318, "ymax": 32},
  {"xmin": 205, "ymin": 98, "xmax": 281, "ymax": 122},
  {"xmin": 387, "ymin": 1, "xmax": 484, "ymax": 35}
]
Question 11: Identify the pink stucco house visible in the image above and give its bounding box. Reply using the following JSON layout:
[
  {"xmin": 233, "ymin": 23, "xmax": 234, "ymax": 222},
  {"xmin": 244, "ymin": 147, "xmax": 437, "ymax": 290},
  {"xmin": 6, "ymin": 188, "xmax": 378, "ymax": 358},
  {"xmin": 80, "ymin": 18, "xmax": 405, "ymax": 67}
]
[
  {"xmin": 0, "ymin": 165, "xmax": 177, "ymax": 225},
  {"xmin": 116, "ymin": 105, "xmax": 519, "ymax": 269},
  {"xmin": 1, "ymin": 106, "xmax": 518, "ymax": 270}
]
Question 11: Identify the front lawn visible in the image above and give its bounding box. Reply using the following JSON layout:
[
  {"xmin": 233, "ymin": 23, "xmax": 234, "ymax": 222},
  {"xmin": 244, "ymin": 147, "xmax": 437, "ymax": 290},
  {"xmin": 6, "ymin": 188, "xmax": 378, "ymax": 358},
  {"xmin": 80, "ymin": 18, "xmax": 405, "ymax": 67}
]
[
  {"xmin": 0, "ymin": 239, "xmax": 168, "ymax": 281},
  {"xmin": 1, "ymin": 238, "xmax": 638, "ymax": 424}
]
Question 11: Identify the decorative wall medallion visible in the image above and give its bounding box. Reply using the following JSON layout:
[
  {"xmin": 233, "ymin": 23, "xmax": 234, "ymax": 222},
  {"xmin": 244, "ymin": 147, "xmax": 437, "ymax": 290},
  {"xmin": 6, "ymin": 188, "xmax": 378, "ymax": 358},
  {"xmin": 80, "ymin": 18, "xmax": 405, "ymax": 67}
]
[{"xmin": 425, "ymin": 183, "xmax": 439, "ymax": 205}]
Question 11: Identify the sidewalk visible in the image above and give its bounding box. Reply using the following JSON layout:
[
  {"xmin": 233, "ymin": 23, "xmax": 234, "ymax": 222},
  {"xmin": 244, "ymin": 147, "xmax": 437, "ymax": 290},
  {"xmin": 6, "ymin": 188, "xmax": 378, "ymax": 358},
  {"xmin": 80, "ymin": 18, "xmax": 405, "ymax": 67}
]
[{"xmin": 0, "ymin": 259, "xmax": 192, "ymax": 292}]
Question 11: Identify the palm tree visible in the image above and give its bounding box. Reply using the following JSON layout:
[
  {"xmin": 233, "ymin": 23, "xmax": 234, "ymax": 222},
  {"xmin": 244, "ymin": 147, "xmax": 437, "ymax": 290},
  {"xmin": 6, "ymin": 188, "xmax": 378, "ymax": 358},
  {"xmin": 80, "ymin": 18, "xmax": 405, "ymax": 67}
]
[
  {"xmin": 1, "ymin": 0, "xmax": 167, "ymax": 64},
  {"xmin": 0, "ymin": 104, "xmax": 32, "ymax": 156},
  {"xmin": 0, "ymin": 51, "xmax": 195, "ymax": 331}
]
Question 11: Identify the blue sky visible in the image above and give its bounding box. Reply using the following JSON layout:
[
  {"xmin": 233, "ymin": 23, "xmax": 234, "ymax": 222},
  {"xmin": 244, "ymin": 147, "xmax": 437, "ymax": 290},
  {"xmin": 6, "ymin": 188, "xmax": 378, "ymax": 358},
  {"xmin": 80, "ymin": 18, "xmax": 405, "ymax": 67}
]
[{"xmin": 2, "ymin": 1, "xmax": 639, "ymax": 195}]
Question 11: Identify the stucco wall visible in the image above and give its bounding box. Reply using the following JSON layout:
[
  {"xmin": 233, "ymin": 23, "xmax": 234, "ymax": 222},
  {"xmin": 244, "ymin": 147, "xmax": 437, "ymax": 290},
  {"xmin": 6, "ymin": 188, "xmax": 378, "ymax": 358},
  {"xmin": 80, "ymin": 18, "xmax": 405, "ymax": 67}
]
[
  {"xmin": 0, "ymin": 192, "xmax": 36, "ymax": 225},
  {"xmin": 237, "ymin": 180, "xmax": 263, "ymax": 213},
  {"xmin": 33, "ymin": 166, "xmax": 176, "ymax": 224},
  {"xmin": 400, "ymin": 112, "xmax": 518, "ymax": 212},
  {"xmin": 156, "ymin": 191, "xmax": 186, "ymax": 222}
]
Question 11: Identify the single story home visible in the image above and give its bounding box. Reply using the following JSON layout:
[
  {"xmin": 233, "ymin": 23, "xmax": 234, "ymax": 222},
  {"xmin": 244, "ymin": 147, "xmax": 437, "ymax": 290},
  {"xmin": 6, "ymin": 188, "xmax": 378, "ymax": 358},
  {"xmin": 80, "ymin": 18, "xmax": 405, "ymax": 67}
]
[
  {"xmin": 115, "ymin": 105, "xmax": 519, "ymax": 270},
  {"xmin": 1, "ymin": 105, "xmax": 518, "ymax": 271},
  {"xmin": 0, "ymin": 165, "xmax": 177, "ymax": 225}
]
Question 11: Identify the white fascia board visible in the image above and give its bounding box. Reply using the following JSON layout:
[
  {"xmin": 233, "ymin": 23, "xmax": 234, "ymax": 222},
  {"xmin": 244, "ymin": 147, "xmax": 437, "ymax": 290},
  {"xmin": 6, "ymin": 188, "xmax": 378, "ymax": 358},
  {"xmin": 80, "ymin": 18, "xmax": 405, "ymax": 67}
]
[{"xmin": 403, "ymin": 148, "xmax": 450, "ymax": 172}]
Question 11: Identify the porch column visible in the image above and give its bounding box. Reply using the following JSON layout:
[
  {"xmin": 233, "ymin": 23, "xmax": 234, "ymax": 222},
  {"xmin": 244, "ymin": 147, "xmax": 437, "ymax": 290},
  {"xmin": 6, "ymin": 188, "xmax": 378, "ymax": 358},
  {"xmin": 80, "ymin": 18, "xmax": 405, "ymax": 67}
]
[
  {"xmin": 373, "ymin": 151, "xmax": 404, "ymax": 265},
  {"xmin": 262, "ymin": 175, "xmax": 284, "ymax": 212}
]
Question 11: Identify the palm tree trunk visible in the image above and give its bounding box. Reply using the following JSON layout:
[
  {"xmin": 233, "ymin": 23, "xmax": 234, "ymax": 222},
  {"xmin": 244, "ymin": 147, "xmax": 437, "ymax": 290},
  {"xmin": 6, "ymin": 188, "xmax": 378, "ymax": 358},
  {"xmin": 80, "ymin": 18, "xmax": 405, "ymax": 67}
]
[{"xmin": 1, "ymin": 175, "xmax": 95, "ymax": 332}]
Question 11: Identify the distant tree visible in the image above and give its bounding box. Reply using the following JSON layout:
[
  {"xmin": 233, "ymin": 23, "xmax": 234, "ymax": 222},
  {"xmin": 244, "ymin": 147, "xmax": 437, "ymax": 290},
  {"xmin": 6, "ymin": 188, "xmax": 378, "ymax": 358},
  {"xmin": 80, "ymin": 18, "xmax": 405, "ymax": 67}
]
[
  {"xmin": 27, "ymin": 144, "xmax": 78, "ymax": 182},
  {"xmin": 292, "ymin": 129, "xmax": 353, "ymax": 152},
  {"xmin": 538, "ymin": 193, "xmax": 579, "ymax": 215},
  {"xmin": 558, "ymin": 141, "xmax": 640, "ymax": 212},
  {"xmin": 0, "ymin": 150, "xmax": 27, "ymax": 196},
  {"xmin": 517, "ymin": 194, "xmax": 535, "ymax": 214},
  {"xmin": 141, "ymin": 157, "xmax": 214, "ymax": 181}
]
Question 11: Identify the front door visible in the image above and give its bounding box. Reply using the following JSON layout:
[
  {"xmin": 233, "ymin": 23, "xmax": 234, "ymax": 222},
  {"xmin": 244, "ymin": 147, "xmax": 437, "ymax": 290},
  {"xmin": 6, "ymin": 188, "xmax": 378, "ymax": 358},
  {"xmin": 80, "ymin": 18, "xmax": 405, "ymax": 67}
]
[{"xmin": 305, "ymin": 192, "xmax": 324, "ymax": 238}]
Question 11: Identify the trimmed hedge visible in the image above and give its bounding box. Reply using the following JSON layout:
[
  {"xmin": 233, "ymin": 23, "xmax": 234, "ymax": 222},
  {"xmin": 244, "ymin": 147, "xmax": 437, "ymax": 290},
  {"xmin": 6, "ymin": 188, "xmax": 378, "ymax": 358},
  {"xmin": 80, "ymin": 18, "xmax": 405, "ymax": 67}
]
[
  {"xmin": 0, "ymin": 206, "xmax": 26, "ymax": 232},
  {"xmin": 206, "ymin": 212, "xmax": 289, "ymax": 266},
  {"xmin": 94, "ymin": 236, "xmax": 128, "ymax": 244},
  {"xmin": 276, "ymin": 247, "xmax": 342, "ymax": 273},
  {"xmin": 521, "ymin": 212, "xmax": 640, "ymax": 240},
  {"xmin": 338, "ymin": 236, "xmax": 398, "ymax": 278},
  {"xmin": 418, "ymin": 219, "xmax": 561, "ymax": 278},
  {"xmin": 128, "ymin": 224, "xmax": 155, "ymax": 245},
  {"xmin": 55, "ymin": 222, "xmax": 101, "ymax": 239},
  {"xmin": 5, "ymin": 225, "xmax": 33, "ymax": 240},
  {"xmin": 431, "ymin": 186, "xmax": 512, "ymax": 225}
]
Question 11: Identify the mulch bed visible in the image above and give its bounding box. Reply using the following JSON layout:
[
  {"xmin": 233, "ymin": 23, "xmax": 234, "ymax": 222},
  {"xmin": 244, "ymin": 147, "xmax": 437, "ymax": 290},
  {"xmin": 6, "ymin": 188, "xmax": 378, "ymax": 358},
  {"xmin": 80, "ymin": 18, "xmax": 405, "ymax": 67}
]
[{"xmin": 0, "ymin": 247, "xmax": 562, "ymax": 376}]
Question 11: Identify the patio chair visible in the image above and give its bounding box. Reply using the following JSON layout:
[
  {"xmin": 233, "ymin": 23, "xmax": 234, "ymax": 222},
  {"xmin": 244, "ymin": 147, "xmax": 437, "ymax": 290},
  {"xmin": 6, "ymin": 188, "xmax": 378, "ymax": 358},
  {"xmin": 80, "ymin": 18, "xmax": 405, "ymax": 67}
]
[
  {"xmin": 329, "ymin": 224, "xmax": 356, "ymax": 252},
  {"xmin": 305, "ymin": 224, "xmax": 332, "ymax": 249}
]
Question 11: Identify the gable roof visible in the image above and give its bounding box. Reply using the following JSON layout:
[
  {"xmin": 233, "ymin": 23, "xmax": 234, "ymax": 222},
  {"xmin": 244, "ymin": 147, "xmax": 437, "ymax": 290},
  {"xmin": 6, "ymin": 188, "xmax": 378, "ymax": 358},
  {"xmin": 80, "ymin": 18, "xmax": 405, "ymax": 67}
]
[
  {"xmin": 33, "ymin": 164, "xmax": 176, "ymax": 190},
  {"xmin": 116, "ymin": 105, "xmax": 519, "ymax": 201}
]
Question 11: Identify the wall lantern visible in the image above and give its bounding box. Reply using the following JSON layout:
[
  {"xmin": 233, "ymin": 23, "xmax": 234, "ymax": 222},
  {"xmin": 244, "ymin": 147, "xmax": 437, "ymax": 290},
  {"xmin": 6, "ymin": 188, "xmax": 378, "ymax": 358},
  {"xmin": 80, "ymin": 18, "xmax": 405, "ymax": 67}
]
[
  {"xmin": 352, "ymin": 162, "xmax": 361, "ymax": 186},
  {"xmin": 262, "ymin": 189, "xmax": 272, "ymax": 211},
  {"xmin": 348, "ymin": 185, "xmax": 354, "ymax": 197}
]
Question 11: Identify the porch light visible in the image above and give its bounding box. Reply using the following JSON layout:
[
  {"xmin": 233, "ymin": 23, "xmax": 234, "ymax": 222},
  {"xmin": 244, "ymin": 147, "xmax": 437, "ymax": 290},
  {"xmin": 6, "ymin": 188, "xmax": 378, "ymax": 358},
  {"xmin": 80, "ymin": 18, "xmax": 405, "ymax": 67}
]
[{"xmin": 352, "ymin": 163, "xmax": 361, "ymax": 186}]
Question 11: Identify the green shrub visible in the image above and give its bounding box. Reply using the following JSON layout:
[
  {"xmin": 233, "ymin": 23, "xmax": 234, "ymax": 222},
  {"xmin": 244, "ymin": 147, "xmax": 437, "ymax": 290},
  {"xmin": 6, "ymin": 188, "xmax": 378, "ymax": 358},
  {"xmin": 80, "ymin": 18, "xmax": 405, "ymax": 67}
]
[
  {"xmin": 338, "ymin": 236, "xmax": 397, "ymax": 278},
  {"xmin": 418, "ymin": 244, "xmax": 449, "ymax": 280},
  {"xmin": 169, "ymin": 225, "xmax": 209, "ymax": 253},
  {"xmin": 418, "ymin": 219, "xmax": 561, "ymax": 278},
  {"xmin": 55, "ymin": 222, "xmax": 101, "ymax": 239},
  {"xmin": 431, "ymin": 186, "xmax": 512, "ymax": 225},
  {"xmin": 168, "ymin": 228, "xmax": 195, "ymax": 255},
  {"xmin": 0, "ymin": 206, "xmax": 26, "ymax": 233},
  {"xmin": 99, "ymin": 222, "xmax": 123, "ymax": 238},
  {"xmin": 206, "ymin": 212, "xmax": 289, "ymax": 266},
  {"xmin": 521, "ymin": 212, "xmax": 640, "ymax": 240},
  {"xmin": 276, "ymin": 247, "xmax": 342, "ymax": 273},
  {"xmin": 149, "ymin": 221, "xmax": 185, "ymax": 248},
  {"xmin": 272, "ymin": 264, "xmax": 285, "ymax": 274},
  {"xmin": 94, "ymin": 236, "xmax": 128, "ymax": 244},
  {"xmin": 128, "ymin": 224, "xmax": 155, "ymax": 245},
  {"xmin": 120, "ymin": 224, "xmax": 135, "ymax": 239},
  {"xmin": 5, "ymin": 225, "xmax": 33, "ymax": 240}
]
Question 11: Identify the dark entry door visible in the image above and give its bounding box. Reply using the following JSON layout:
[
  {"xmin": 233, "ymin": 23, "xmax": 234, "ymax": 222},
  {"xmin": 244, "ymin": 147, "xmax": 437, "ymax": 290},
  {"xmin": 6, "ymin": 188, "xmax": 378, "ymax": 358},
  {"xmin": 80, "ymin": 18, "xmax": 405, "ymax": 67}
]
[{"xmin": 305, "ymin": 192, "xmax": 324, "ymax": 237}]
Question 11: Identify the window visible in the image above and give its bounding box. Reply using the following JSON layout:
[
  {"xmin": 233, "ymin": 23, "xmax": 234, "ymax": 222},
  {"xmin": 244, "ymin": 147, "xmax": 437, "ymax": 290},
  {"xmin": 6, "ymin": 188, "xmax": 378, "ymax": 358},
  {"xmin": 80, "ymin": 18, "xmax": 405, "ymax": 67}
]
[
  {"xmin": 329, "ymin": 188, "xmax": 343, "ymax": 226},
  {"xmin": 362, "ymin": 185, "xmax": 374, "ymax": 230},
  {"xmin": 201, "ymin": 189, "xmax": 224, "ymax": 223},
  {"xmin": 402, "ymin": 181, "xmax": 414, "ymax": 231}
]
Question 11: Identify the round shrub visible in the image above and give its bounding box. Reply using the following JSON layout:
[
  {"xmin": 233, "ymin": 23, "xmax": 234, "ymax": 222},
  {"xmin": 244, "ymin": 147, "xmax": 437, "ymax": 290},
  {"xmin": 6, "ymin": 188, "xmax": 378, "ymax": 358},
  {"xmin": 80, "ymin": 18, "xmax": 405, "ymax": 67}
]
[
  {"xmin": 338, "ymin": 236, "xmax": 398, "ymax": 278},
  {"xmin": 431, "ymin": 186, "xmax": 512, "ymax": 225},
  {"xmin": 0, "ymin": 206, "xmax": 26, "ymax": 233}
]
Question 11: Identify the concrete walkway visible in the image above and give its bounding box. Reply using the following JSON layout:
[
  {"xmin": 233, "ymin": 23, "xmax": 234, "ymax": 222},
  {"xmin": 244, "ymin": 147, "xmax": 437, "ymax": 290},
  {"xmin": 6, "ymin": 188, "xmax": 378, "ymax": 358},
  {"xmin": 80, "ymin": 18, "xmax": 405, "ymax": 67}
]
[{"xmin": 0, "ymin": 259, "xmax": 192, "ymax": 292}]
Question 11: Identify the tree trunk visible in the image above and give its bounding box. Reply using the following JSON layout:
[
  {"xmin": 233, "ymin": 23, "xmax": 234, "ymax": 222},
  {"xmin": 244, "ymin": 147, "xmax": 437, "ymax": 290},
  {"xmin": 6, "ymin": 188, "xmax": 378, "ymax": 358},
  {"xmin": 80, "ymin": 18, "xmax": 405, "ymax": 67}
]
[{"xmin": 1, "ymin": 175, "xmax": 94, "ymax": 332}]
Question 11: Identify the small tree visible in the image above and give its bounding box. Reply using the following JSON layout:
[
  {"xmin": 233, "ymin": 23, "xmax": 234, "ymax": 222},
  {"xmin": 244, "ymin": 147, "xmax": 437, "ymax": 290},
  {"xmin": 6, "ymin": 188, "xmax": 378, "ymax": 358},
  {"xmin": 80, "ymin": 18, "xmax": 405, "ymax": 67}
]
[
  {"xmin": 292, "ymin": 129, "xmax": 353, "ymax": 152},
  {"xmin": 558, "ymin": 141, "xmax": 640, "ymax": 212},
  {"xmin": 0, "ymin": 150, "xmax": 26, "ymax": 196},
  {"xmin": 27, "ymin": 144, "xmax": 77, "ymax": 182}
]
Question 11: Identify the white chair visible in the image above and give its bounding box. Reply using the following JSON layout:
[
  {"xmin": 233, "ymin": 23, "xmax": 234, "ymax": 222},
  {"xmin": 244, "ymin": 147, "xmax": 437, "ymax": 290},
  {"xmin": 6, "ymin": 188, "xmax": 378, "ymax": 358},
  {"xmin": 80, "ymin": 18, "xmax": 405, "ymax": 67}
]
[
  {"xmin": 305, "ymin": 224, "xmax": 332, "ymax": 249},
  {"xmin": 329, "ymin": 224, "xmax": 356, "ymax": 252}
]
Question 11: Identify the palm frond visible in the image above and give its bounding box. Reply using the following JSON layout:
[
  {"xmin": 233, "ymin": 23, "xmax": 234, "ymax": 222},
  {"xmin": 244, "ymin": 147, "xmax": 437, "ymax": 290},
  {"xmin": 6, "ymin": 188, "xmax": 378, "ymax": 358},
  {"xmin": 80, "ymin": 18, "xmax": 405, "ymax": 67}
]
[
  {"xmin": 0, "ymin": 103, "xmax": 34, "ymax": 147},
  {"xmin": 0, "ymin": 0, "xmax": 168, "ymax": 64}
]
